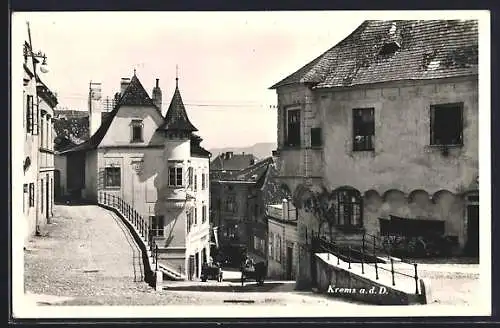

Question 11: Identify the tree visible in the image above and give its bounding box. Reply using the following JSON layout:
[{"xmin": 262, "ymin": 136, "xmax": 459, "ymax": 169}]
[{"xmin": 303, "ymin": 186, "xmax": 337, "ymax": 241}]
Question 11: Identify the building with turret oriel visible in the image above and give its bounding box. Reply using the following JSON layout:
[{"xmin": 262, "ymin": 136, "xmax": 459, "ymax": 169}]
[{"xmin": 58, "ymin": 71, "xmax": 211, "ymax": 280}]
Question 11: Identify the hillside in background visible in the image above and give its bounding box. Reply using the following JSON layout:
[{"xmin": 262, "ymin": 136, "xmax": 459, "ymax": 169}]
[{"xmin": 209, "ymin": 142, "xmax": 276, "ymax": 160}]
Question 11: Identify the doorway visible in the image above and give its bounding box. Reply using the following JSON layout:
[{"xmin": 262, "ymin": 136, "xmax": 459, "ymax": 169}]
[
  {"xmin": 286, "ymin": 245, "xmax": 293, "ymax": 280},
  {"xmin": 54, "ymin": 170, "xmax": 61, "ymax": 201},
  {"xmin": 195, "ymin": 252, "xmax": 200, "ymax": 278},
  {"xmin": 188, "ymin": 255, "xmax": 195, "ymax": 281},
  {"xmin": 466, "ymin": 204, "xmax": 479, "ymax": 257},
  {"xmin": 46, "ymin": 174, "xmax": 50, "ymax": 222}
]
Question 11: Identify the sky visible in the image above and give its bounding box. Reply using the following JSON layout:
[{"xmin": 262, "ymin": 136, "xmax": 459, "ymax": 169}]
[{"xmin": 13, "ymin": 11, "xmax": 366, "ymax": 149}]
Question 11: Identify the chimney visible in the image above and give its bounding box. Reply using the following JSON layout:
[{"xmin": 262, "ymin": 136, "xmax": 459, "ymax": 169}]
[
  {"xmin": 152, "ymin": 78, "xmax": 162, "ymax": 110},
  {"xmin": 282, "ymin": 198, "xmax": 288, "ymax": 221},
  {"xmin": 120, "ymin": 77, "xmax": 131, "ymax": 95},
  {"xmin": 88, "ymin": 82, "xmax": 103, "ymax": 136}
]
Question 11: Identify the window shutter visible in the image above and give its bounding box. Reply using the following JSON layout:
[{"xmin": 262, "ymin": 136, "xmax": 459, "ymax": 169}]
[
  {"xmin": 32, "ymin": 97, "xmax": 39, "ymax": 135},
  {"xmin": 26, "ymin": 96, "xmax": 32, "ymax": 133}
]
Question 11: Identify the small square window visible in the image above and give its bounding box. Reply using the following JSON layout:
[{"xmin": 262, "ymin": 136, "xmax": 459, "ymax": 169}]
[
  {"xmin": 105, "ymin": 167, "xmax": 121, "ymax": 188},
  {"xmin": 430, "ymin": 103, "xmax": 463, "ymax": 146}
]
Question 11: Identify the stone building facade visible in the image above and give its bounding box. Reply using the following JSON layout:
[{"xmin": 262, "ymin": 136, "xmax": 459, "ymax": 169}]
[
  {"xmin": 269, "ymin": 20, "xmax": 479, "ymax": 288},
  {"xmin": 59, "ymin": 73, "xmax": 211, "ymax": 280}
]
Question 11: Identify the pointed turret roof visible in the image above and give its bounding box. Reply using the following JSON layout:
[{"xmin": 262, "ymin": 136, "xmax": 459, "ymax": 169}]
[
  {"xmin": 118, "ymin": 73, "xmax": 156, "ymax": 107},
  {"xmin": 160, "ymin": 78, "xmax": 198, "ymax": 132}
]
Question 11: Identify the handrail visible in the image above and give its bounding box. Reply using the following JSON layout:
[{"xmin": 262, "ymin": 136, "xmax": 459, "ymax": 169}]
[
  {"xmin": 313, "ymin": 236, "xmax": 420, "ymax": 295},
  {"xmin": 98, "ymin": 191, "xmax": 160, "ymax": 276}
]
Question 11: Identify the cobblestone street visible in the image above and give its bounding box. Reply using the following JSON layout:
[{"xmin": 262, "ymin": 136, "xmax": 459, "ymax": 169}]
[{"xmin": 23, "ymin": 204, "xmax": 360, "ymax": 307}]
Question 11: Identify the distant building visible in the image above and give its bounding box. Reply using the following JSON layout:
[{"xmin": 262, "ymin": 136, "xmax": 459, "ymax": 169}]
[
  {"xmin": 210, "ymin": 152, "xmax": 258, "ymax": 180},
  {"xmin": 266, "ymin": 199, "xmax": 298, "ymax": 280},
  {"xmin": 269, "ymin": 20, "xmax": 479, "ymax": 288},
  {"xmin": 58, "ymin": 72, "xmax": 211, "ymax": 280},
  {"xmin": 210, "ymin": 156, "xmax": 289, "ymax": 266}
]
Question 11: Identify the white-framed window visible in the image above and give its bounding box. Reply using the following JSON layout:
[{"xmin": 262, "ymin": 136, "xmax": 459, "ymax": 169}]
[
  {"xmin": 201, "ymin": 173, "xmax": 206, "ymax": 190},
  {"xmin": 187, "ymin": 209, "xmax": 193, "ymax": 233},
  {"xmin": 188, "ymin": 167, "xmax": 193, "ymax": 189},
  {"xmin": 150, "ymin": 216, "xmax": 164, "ymax": 236},
  {"xmin": 169, "ymin": 167, "xmax": 183, "ymax": 187},
  {"xmin": 194, "ymin": 173, "xmax": 198, "ymax": 191},
  {"xmin": 202, "ymin": 204, "xmax": 207, "ymax": 223},
  {"xmin": 104, "ymin": 167, "xmax": 121, "ymax": 188},
  {"xmin": 194, "ymin": 206, "xmax": 198, "ymax": 225},
  {"xmin": 131, "ymin": 119, "xmax": 144, "ymax": 143}
]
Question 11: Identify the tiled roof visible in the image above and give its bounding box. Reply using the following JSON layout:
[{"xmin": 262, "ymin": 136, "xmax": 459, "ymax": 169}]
[
  {"xmin": 59, "ymin": 74, "xmax": 161, "ymax": 154},
  {"xmin": 210, "ymin": 153, "xmax": 258, "ymax": 171},
  {"xmin": 118, "ymin": 74, "xmax": 156, "ymax": 107},
  {"xmin": 54, "ymin": 136, "xmax": 77, "ymax": 152},
  {"xmin": 235, "ymin": 157, "xmax": 274, "ymax": 184},
  {"xmin": 190, "ymin": 134, "xmax": 211, "ymax": 158},
  {"xmin": 270, "ymin": 20, "xmax": 478, "ymax": 89},
  {"xmin": 159, "ymin": 80, "xmax": 198, "ymax": 133}
]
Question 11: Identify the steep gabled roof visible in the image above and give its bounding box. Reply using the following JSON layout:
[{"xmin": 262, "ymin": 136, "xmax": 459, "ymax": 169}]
[
  {"xmin": 58, "ymin": 106, "xmax": 119, "ymax": 154},
  {"xmin": 59, "ymin": 73, "xmax": 161, "ymax": 154},
  {"xmin": 118, "ymin": 74, "xmax": 156, "ymax": 107},
  {"xmin": 159, "ymin": 80, "xmax": 198, "ymax": 133},
  {"xmin": 210, "ymin": 153, "xmax": 258, "ymax": 171},
  {"xmin": 270, "ymin": 20, "xmax": 478, "ymax": 89}
]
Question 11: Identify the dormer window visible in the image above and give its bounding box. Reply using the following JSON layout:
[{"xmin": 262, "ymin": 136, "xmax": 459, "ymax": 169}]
[
  {"xmin": 131, "ymin": 119, "xmax": 143, "ymax": 143},
  {"xmin": 379, "ymin": 41, "xmax": 400, "ymax": 57}
]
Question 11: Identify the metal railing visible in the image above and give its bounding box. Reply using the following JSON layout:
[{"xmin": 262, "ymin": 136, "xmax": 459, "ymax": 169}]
[
  {"xmin": 312, "ymin": 233, "xmax": 420, "ymax": 295},
  {"xmin": 98, "ymin": 191, "xmax": 159, "ymax": 271}
]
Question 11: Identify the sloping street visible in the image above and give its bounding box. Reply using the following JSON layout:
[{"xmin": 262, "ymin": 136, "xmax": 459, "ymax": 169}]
[{"xmin": 23, "ymin": 204, "xmax": 358, "ymax": 306}]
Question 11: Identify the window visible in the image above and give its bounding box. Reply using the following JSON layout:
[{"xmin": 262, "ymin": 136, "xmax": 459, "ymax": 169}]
[
  {"xmin": 29, "ymin": 183, "xmax": 34, "ymax": 207},
  {"xmin": 285, "ymin": 108, "xmax": 301, "ymax": 147},
  {"xmin": 254, "ymin": 204, "xmax": 259, "ymax": 218},
  {"xmin": 333, "ymin": 188, "xmax": 363, "ymax": 227},
  {"xmin": 226, "ymin": 196, "xmax": 236, "ymax": 212},
  {"xmin": 188, "ymin": 167, "xmax": 193, "ymax": 189},
  {"xmin": 276, "ymin": 235, "xmax": 282, "ymax": 263},
  {"xmin": 40, "ymin": 179, "xmax": 44, "ymax": 214},
  {"xmin": 194, "ymin": 207, "xmax": 198, "ymax": 225},
  {"xmin": 201, "ymin": 173, "xmax": 206, "ymax": 190},
  {"xmin": 353, "ymin": 108, "xmax": 375, "ymax": 151},
  {"xmin": 169, "ymin": 167, "xmax": 183, "ymax": 187},
  {"xmin": 430, "ymin": 102, "xmax": 463, "ymax": 146},
  {"xmin": 23, "ymin": 184, "xmax": 28, "ymax": 213},
  {"xmin": 150, "ymin": 216, "xmax": 164, "ymax": 237},
  {"xmin": 311, "ymin": 127, "xmax": 322, "ymax": 147},
  {"xmin": 26, "ymin": 95, "xmax": 35, "ymax": 134},
  {"xmin": 269, "ymin": 233, "xmax": 274, "ymax": 259},
  {"xmin": 254, "ymin": 236, "xmax": 259, "ymax": 252},
  {"xmin": 202, "ymin": 205, "xmax": 207, "ymax": 223},
  {"xmin": 187, "ymin": 210, "xmax": 193, "ymax": 233},
  {"xmin": 104, "ymin": 167, "xmax": 121, "ymax": 188},
  {"xmin": 40, "ymin": 114, "xmax": 44, "ymax": 147},
  {"xmin": 131, "ymin": 120, "xmax": 143, "ymax": 143},
  {"xmin": 194, "ymin": 174, "xmax": 198, "ymax": 191}
]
